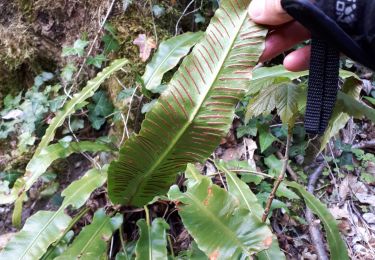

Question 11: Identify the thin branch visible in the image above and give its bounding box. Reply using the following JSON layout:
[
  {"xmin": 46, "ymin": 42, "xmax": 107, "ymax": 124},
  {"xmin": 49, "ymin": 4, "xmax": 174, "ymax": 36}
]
[
  {"xmin": 352, "ymin": 140, "xmax": 375, "ymax": 149},
  {"xmin": 305, "ymin": 163, "xmax": 329, "ymax": 260},
  {"xmin": 63, "ymin": 0, "xmax": 116, "ymax": 101},
  {"xmin": 276, "ymin": 151, "xmax": 298, "ymax": 181},
  {"xmin": 175, "ymin": 0, "xmax": 203, "ymax": 36},
  {"xmin": 148, "ymin": 0, "xmax": 158, "ymax": 43},
  {"xmin": 262, "ymin": 133, "xmax": 291, "ymax": 222}
]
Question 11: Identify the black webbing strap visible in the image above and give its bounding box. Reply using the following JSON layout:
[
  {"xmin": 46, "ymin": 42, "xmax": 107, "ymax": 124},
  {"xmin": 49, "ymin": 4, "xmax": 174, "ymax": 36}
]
[{"xmin": 305, "ymin": 38, "xmax": 340, "ymax": 135}]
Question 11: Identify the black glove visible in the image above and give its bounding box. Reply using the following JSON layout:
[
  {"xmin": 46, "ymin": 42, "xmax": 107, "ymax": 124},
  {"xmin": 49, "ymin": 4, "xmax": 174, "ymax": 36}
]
[{"xmin": 280, "ymin": 0, "xmax": 375, "ymax": 135}]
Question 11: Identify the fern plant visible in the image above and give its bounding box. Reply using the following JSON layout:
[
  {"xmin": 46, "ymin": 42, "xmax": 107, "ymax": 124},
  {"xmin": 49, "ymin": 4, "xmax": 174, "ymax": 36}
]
[{"xmin": 108, "ymin": 0, "xmax": 267, "ymax": 206}]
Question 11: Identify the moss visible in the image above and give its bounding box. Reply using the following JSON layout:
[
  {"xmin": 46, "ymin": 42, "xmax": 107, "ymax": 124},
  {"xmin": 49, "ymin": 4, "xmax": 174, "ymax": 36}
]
[
  {"xmin": 0, "ymin": 23, "xmax": 36, "ymax": 72},
  {"xmin": 109, "ymin": 2, "xmax": 176, "ymax": 87}
]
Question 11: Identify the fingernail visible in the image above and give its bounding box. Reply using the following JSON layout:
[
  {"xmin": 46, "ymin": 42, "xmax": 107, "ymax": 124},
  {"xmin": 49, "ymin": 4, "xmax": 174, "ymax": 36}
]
[{"xmin": 249, "ymin": 0, "xmax": 265, "ymax": 18}]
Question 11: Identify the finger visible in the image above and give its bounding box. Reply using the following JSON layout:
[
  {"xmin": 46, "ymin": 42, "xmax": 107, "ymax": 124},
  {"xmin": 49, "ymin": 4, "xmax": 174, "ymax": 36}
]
[
  {"xmin": 283, "ymin": 45, "xmax": 311, "ymax": 71},
  {"xmin": 260, "ymin": 21, "xmax": 310, "ymax": 62},
  {"xmin": 248, "ymin": 0, "xmax": 293, "ymax": 25}
]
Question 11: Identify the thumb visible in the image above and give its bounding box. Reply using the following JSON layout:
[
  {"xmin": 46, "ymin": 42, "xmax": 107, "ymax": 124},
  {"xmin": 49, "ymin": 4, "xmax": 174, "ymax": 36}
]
[{"xmin": 248, "ymin": 0, "xmax": 293, "ymax": 25}]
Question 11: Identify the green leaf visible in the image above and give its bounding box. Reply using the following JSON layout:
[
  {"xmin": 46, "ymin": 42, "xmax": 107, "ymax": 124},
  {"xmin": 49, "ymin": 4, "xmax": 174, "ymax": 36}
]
[
  {"xmin": 62, "ymin": 39, "xmax": 89, "ymax": 57},
  {"xmin": 168, "ymin": 169, "xmax": 273, "ymax": 259},
  {"xmin": 236, "ymin": 119, "xmax": 257, "ymax": 138},
  {"xmin": 177, "ymin": 241, "xmax": 208, "ymax": 260},
  {"xmin": 87, "ymin": 54, "xmax": 107, "ymax": 68},
  {"xmin": 194, "ymin": 13, "xmax": 206, "ymax": 24},
  {"xmin": 337, "ymin": 92, "xmax": 375, "ymax": 121},
  {"xmin": 0, "ymin": 141, "xmax": 111, "ymax": 204},
  {"xmin": 152, "ymin": 5, "xmax": 165, "ymax": 18},
  {"xmin": 217, "ymin": 162, "xmax": 263, "ymax": 216},
  {"xmin": 143, "ymin": 32, "xmax": 204, "ymax": 93},
  {"xmin": 320, "ymin": 77, "xmax": 362, "ymax": 151},
  {"xmin": 246, "ymin": 83, "xmax": 304, "ymax": 126},
  {"xmin": 135, "ymin": 218, "xmax": 169, "ymax": 260},
  {"xmin": 249, "ymin": 65, "xmax": 308, "ymax": 95},
  {"xmin": 56, "ymin": 208, "xmax": 123, "ymax": 260},
  {"xmin": 258, "ymin": 125, "xmax": 276, "ymax": 152},
  {"xmin": 257, "ymin": 240, "xmax": 286, "ymax": 260},
  {"xmin": 89, "ymin": 90, "xmax": 114, "ymax": 116},
  {"xmin": 0, "ymin": 167, "xmax": 107, "ymax": 259},
  {"xmin": 286, "ymin": 181, "xmax": 349, "ymax": 260},
  {"xmin": 141, "ymin": 99, "xmax": 158, "ymax": 114},
  {"xmin": 216, "ymin": 162, "xmax": 286, "ymax": 260},
  {"xmin": 36, "ymin": 59, "xmax": 127, "ymax": 156},
  {"xmin": 61, "ymin": 64, "xmax": 77, "ymax": 83},
  {"xmin": 248, "ymin": 66, "xmax": 358, "ymax": 96},
  {"xmin": 103, "ymin": 34, "xmax": 120, "ymax": 54},
  {"xmin": 364, "ymin": 96, "xmax": 375, "ymax": 106},
  {"xmin": 88, "ymin": 90, "xmax": 114, "ymax": 130},
  {"xmin": 108, "ymin": 0, "xmax": 267, "ymax": 206}
]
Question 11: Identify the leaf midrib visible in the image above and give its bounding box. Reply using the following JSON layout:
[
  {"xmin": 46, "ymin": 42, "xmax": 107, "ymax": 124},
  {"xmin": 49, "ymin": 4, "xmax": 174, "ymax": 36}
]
[
  {"xmin": 35, "ymin": 59, "xmax": 127, "ymax": 156},
  {"xmin": 185, "ymin": 189, "xmax": 248, "ymax": 254},
  {"xmin": 19, "ymin": 170, "xmax": 104, "ymax": 259},
  {"xmin": 129, "ymin": 9, "xmax": 249, "ymax": 204},
  {"xmin": 77, "ymin": 216, "xmax": 111, "ymax": 256}
]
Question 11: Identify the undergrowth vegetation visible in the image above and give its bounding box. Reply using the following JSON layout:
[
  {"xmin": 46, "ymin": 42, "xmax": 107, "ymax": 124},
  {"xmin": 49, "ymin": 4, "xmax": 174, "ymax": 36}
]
[{"xmin": 1, "ymin": 0, "xmax": 375, "ymax": 259}]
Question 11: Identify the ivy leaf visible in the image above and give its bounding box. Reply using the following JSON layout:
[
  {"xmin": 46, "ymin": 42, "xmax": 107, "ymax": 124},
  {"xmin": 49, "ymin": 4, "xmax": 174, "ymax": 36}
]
[
  {"xmin": 194, "ymin": 13, "xmax": 206, "ymax": 24},
  {"xmin": 258, "ymin": 125, "xmax": 276, "ymax": 152},
  {"xmin": 133, "ymin": 34, "xmax": 157, "ymax": 62},
  {"xmin": 88, "ymin": 115, "xmax": 106, "ymax": 130},
  {"xmin": 61, "ymin": 63, "xmax": 77, "ymax": 83},
  {"xmin": 4, "ymin": 93, "xmax": 22, "ymax": 109},
  {"xmin": 152, "ymin": 5, "xmax": 165, "ymax": 18},
  {"xmin": 90, "ymin": 91, "xmax": 114, "ymax": 116},
  {"xmin": 62, "ymin": 39, "xmax": 89, "ymax": 57},
  {"xmin": 117, "ymin": 88, "xmax": 136, "ymax": 101},
  {"xmin": 73, "ymin": 39, "xmax": 89, "ymax": 56},
  {"xmin": 236, "ymin": 119, "xmax": 258, "ymax": 138},
  {"xmin": 88, "ymin": 91, "xmax": 114, "ymax": 130},
  {"xmin": 87, "ymin": 54, "xmax": 107, "ymax": 68},
  {"xmin": 102, "ymin": 34, "xmax": 120, "ymax": 54}
]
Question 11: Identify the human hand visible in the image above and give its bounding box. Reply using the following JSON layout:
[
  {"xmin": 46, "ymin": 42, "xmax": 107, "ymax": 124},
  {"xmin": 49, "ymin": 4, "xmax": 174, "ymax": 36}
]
[{"xmin": 248, "ymin": 0, "xmax": 311, "ymax": 71}]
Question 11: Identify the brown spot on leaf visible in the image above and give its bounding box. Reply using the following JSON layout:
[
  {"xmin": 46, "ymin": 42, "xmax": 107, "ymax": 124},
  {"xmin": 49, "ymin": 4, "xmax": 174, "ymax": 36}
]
[
  {"xmin": 209, "ymin": 249, "xmax": 219, "ymax": 260},
  {"xmin": 203, "ymin": 187, "xmax": 213, "ymax": 206},
  {"xmin": 263, "ymin": 236, "xmax": 273, "ymax": 247}
]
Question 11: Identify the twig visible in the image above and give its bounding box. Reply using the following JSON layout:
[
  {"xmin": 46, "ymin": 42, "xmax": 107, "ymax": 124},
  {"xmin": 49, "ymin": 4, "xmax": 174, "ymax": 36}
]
[
  {"xmin": 148, "ymin": 0, "xmax": 158, "ymax": 43},
  {"xmin": 63, "ymin": 0, "xmax": 116, "ymax": 101},
  {"xmin": 175, "ymin": 0, "xmax": 203, "ymax": 36},
  {"xmin": 352, "ymin": 140, "xmax": 375, "ymax": 149},
  {"xmin": 276, "ymin": 151, "xmax": 298, "ymax": 181},
  {"xmin": 305, "ymin": 163, "xmax": 329, "ymax": 260},
  {"xmin": 262, "ymin": 133, "xmax": 291, "ymax": 222}
]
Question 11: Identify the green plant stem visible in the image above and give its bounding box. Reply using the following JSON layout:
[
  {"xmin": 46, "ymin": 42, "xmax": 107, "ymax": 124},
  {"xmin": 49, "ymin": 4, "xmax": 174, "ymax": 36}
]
[
  {"xmin": 41, "ymin": 207, "xmax": 90, "ymax": 260},
  {"xmin": 144, "ymin": 205, "xmax": 151, "ymax": 226},
  {"xmin": 262, "ymin": 133, "xmax": 291, "ymax": 222},
  {"xmin": 118, "ymin": 222, "xmax": 130, "ymax": 260},
  {"xmin": 167, "ymin": 234, "xmax": 175, "ymax": 258}
]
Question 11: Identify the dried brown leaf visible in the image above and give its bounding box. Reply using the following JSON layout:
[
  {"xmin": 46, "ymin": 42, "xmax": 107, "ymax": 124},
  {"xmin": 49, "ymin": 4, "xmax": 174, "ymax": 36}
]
[{"xmin": 133, "ymin": 34, "xmax": 157, "ymax": 62}]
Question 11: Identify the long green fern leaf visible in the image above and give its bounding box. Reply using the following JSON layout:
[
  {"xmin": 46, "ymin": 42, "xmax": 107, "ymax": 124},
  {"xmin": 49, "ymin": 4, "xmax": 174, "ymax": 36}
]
[
  {"xmin": 108, "ymin": 0, "xmax": 267, "ymax": 206},
  {"xmin": 0, "ymin": 167, "xmax": 107, "ymax": 259},
  {"xmin": 0, "ymin": 141, "xmax": 111, "ymax": 204}
]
